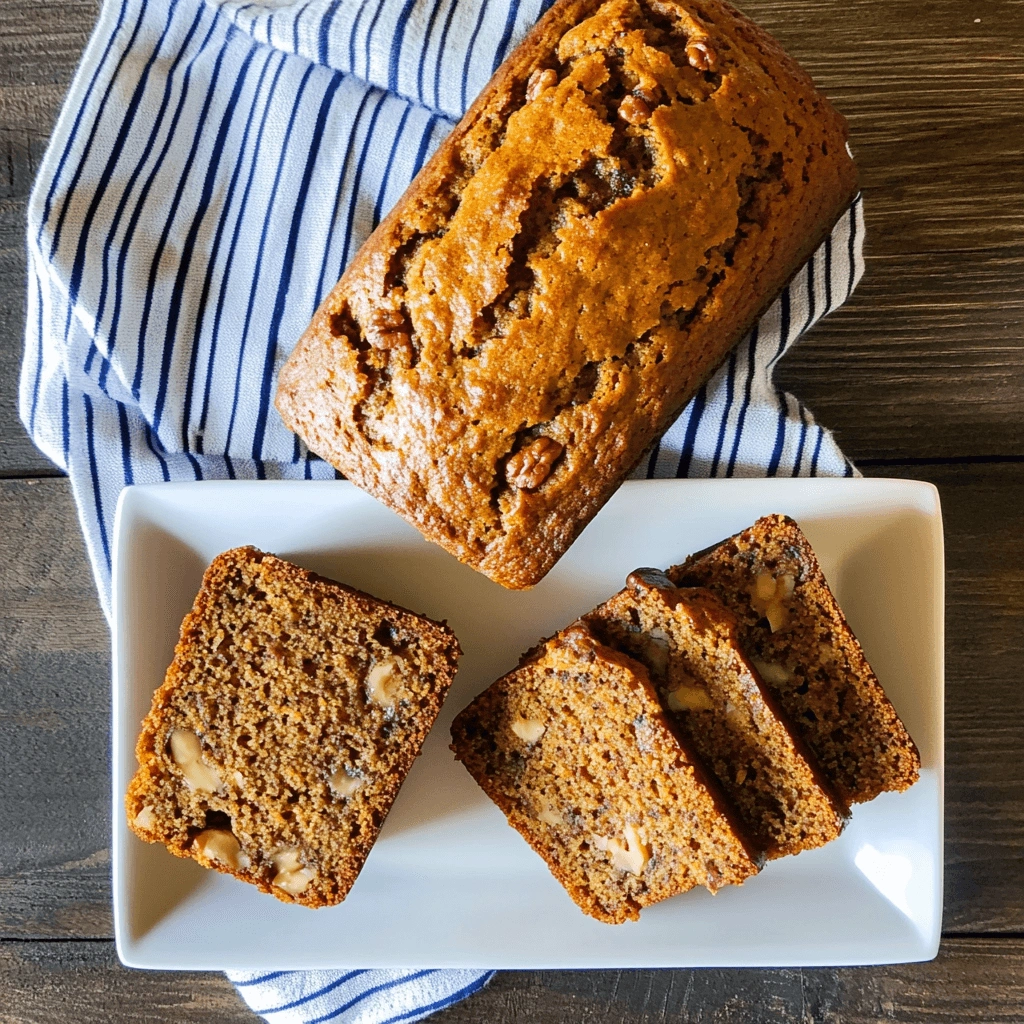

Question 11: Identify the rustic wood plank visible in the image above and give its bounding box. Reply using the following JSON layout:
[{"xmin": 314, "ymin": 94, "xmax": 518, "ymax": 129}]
[
  {"xmin": 1, "ymin": 937, "xmax": 1023, "ymax": 1024},
  {"xmin": 0, "ymin": 0, "xmax": 1021, "ymax": 474},
  {"xmin": 768, "ymin": 0, "xmax": 1024, "ymax": 460},
  {"xmin": 441, "ymin": 938, "xmax": 1024, "ymax": 1022},
  {"xmin": 1, "ymin": 130, "xmax": 61, "ymax": 478},
  {"xmin": 913, "ymin": 460, "xmax": 1024, "ymax": 934},
  {"xmin": 1, "ymin": 466, "xmax": 1022, "ymax": 938},
  {"xmin": 0, "ymin": 941, "xmax": 253, "ymax": 1024},
  {"xmin": 0, "ymin": 0, "xmax": 98, "ymax": 477},
  {"xmin": 777, "ymin": 247, "xmax": 1024, "ymax": 461},
  {"xmin": 0, "ymin": 0, "xmax": 99, "ymax": 91},
  {"xmin": 0, "ymin": 478, "xmax": 112, "ymax": 939}
]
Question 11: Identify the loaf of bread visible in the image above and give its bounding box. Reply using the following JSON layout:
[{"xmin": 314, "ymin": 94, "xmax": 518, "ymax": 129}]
[
  {"xmin": 585, "ymin": 569, "xmax": 848, "ymax": 858},
  {"xmin": 126, "ymin": 547, "xmax": 460, "ymax": 908},
  {"xmin": 276, "ymin": 0, "xmax": 858, "ymax": 589},
  {"xmin": 667, "ymin": 515, "xmax": 921, "ymax": 804},
  {"xmin": 450, "ymin": 621, "xmax": 761, "ymax": 923}
]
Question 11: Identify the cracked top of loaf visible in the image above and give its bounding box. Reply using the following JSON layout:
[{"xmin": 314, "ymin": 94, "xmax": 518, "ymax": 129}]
[{"xmin": 276, "ymin": 0, "xmax": 858, "ymax": 589}]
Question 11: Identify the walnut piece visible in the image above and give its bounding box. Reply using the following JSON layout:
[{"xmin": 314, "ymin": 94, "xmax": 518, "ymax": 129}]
[
  {"xmin": 665, "ymin": 683, "xmax": 714, "ymax": 713},
  {"xmin": 505, "ymin": 436, "xmax": 563, "ymax": 490},
  {"xmin": 366, "ymin": 658, "xmax": 402, "ymax": 707},
  {"xmin": 133, "ymin": 805, "xmax": 157, "ymax": 831},
  {"xmin": 194, "ymin": 829, "xmax": 249, "ymax": 871},
  {"xmin": 592, "ymin": 824, "xmax": 650, "ymax": 875},
  {"xmin": 618, "ymin": 94, "xmax": 651, "ymax": 124},
  {"xmin": 329, "ymin": 769, "xmax": 364, "ymax": 798},
  {"xmin": 751, "ymin": 658, "xmax": 791, "ymax": 686},
  {"xmin": 639, "ymin": 628, "xmax": 671, "ymax": 678},
  {"xmin": 271, "ymin": 847, "xmax": 315, "ymax": 895},
  {"xmin": 169, "ymin": 729, "xmax": 224, "ymax": 794},
  {"xmin": 724, "ymin": 701, "xmax": 748, "ymax": 728},
  {"xmin": 372, "ymin": 308, "xmax": 405, "ymax": 331},
  {"xmin": 526, "ymin": 67, "xmax": 558, "ymax": 101},
  {"xmin": 511, "ymin": 717, "xmax": 546, "ymax": 744},
  {"xmin": 686, "ymin": 39, "xmax": 716, "ymax": 71},
  {"xmin": 371, "ymin": 328, "xmax": 412, "ymax": 352},
  {"xmin": 367, "ymin": 308, "xmax": 413, "ymax": 357},
  {"xmin": 536, "ymin": 801, "xmax": 563, "ymax": 826},
  {"xmin": 748, "ymin": 572, "xmax": 796, "ymax": 632}
]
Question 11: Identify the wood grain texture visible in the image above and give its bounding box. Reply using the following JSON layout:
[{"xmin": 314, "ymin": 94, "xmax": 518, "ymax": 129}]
[
  {"xmin": 0, "ymin": 941, "xmax": 254, "ymax": 1024},
  {"xmin": 1, "ymin": 466, "xmax": 1022, "ymax": 940},
  {"xmin": 1, "ymin": 937, "xmax": 1024, "ymax": 1024},
  {"xmin": 0, "ymin": 0, "xmax": 1021, "ymax": 475},
  {"xmin": 925, "ymin": 460, "xmax": 1024, "ymax": 933},
  {"xmin": 766, "ymin": 0, "xmax": 1024, "ymax": 460},
  {"xmin": 437, "ymin": 938, "xmax": 1024, "ymax": 1023},
  {"xmin": 0, "ymin": 478, "xmax": 111, "ymax": 939},
  {"xmin": 0, "ymin": 0, "xmax": 98, "ymax": 477}
]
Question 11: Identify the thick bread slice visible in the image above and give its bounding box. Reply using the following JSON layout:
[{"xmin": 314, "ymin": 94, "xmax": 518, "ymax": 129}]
[
  {"xmin": 450, "ymin": 622, "xmax": 760, "ymax": 924},
  {"xmin": 668, "ymin": 515, "xmax": 921, "ymax": 804},
  {"xmin": 126, "ymin": 546, "xmax": 460, "ymax": 908},
  {"xmin": 585, "ymin": 569, "xmax": 848, "ymax": 858}
]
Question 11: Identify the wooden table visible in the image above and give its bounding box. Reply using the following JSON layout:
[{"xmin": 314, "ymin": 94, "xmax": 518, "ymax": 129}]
[{"xmin": 1, "ymin": 0, "xmax": 1022, "ymax": 1020}]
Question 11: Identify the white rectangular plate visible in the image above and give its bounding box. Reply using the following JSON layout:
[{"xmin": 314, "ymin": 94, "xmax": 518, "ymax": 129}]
[{"xmin": 112, "ymin": 478, "xmax": 943, "ymax": 970}]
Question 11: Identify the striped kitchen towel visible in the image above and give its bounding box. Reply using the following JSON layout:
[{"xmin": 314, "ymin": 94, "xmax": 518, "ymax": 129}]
[{"xmin": 19, "ymin": 0, "xmax": 864, "ymax": 1021}]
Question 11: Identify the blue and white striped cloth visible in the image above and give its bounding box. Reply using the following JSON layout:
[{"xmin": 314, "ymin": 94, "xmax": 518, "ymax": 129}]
[{"xmin": 20, "ymin": 0, "xmax": 863, "ymax": 1020}]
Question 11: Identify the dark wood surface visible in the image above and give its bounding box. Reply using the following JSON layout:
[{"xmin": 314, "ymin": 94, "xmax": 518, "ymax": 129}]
[{"xmin": 0, "ymin": 0, "xmax": 1022, "ymax": 1019}]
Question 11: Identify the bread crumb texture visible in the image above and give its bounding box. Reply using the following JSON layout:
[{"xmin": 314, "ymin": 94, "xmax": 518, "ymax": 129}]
[
  {"xmin": 585, "ymin": 570, "xmax": 848, "ymax": 858},
  {"xmin": 125, "ymin": 547, "xmax": 461, "ymax": 908},
  {"xmin": 668, "ymin": 515, "xmax": 922, "ymax": 804},
  {"xmin": 450, "ymin": 622, "xmax": 760, "ymax": 924},
  {"xmin": 276, "ymin": 0, "xmax": 859, "ymax": 589}
]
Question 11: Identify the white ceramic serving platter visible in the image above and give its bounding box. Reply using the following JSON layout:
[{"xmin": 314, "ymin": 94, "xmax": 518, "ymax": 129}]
[{"xmin": 112, "ymin": 477, "xmax": 943, "ymax": 970}]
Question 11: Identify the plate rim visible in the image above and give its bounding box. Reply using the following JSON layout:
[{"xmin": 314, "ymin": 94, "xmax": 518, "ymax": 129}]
[{"xmin": 111, "ymin": 476, "xmax": 944, "ymax": 970}]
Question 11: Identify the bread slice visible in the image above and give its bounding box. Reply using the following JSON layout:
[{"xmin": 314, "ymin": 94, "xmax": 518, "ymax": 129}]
[
  {"xmin": 584, "ymin": 570, "xmax": 848, "ymax": 858},
  {"xmin": 450, "ymin": 622, "xmax": 760, "ymax": 924},
  {"xmin": 668, "ymin": 515, "xmax": 921, "ymax": 804},
  {"xmin": 125, "ymin": 546, "xmax": 460, "ymax": 908}
]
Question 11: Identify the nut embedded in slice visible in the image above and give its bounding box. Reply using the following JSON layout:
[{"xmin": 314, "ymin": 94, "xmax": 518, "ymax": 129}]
[
  {"xmin": 133, "ymin": 805, "xmax": 157, "ymax": 831},
  {"xmin": 125, "ymin": 546, "xmax": 460, "ymax": 908},
  {"xmin": 328, "ymin": 769, "xmax": 364, "ymax": 799},
  {"xmin": 510, "ymin": 717, "xmax": 546, "ymax": 744},
  {"xmin": 168, "ymin": 729, "xmax": 224, "ymax": 794},
  {"xmin": 194, "ymin": 829, "xmax": 249, "ymax": 871},
  {"xmin": 271, "ymin": 847, "xmax": 316, "ymax": 895},
  {"xmin": 366, "ymin": 657, "xmax": 403, "ymax": 707},
  {"xmin": 592, "ymin": 825, "xmax": 650, "ymax": 876}
]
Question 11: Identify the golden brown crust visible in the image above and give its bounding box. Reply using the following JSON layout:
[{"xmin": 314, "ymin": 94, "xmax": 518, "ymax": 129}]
[
  {"xmin": 125, "ymin": 547, "xmax": 460, "ymax": 908},
  {"xmin": 668, "ymin": 515, "xmax": 921, "ymax": 804},
  {"xmin": 450, "ymin": 622, "xmax": 760, "ymax": 924},
  {"xmin": 276, "ymin": 0, "xmax": 859, "ymax": 590}
]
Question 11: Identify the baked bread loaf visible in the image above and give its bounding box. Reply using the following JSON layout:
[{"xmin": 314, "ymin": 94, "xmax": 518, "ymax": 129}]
[
  {"xmin": 126, "ymin": 547, "xmax": 460, "ymax": 908},
  {"xmin": 450, "ymin": 621, "xmax": 761, "ymax": 923},
  {"xmin": 667, "ymin": 515, "xmax": 921, "ymax": 804},
  {"xmin": 584, "ymin": 569, "xmax": 848, "ymax": 858},
  {"xmin": 276, "ymin": 0, "xmax": 859, "ymax": 590}
]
